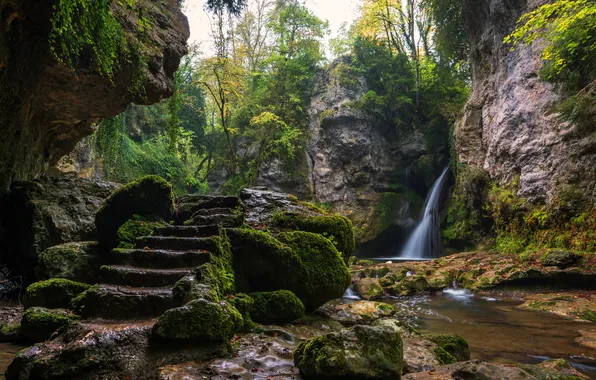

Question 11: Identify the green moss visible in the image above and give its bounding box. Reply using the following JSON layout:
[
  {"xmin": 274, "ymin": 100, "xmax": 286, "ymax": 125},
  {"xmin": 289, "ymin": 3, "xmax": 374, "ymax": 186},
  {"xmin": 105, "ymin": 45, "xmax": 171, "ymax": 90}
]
[
  {"xmin": 228, "ymin": 228, "xmax": 351, "ymax": 311},
  {"xmin": 153, "ymin": 299, "xmax": 242, "ymax": 342},
  {"xmin": 96, "ymin": 175, "xmax": 175, "ymax": 248},
  {"xmin": 434, "ymin": 346, "xmax": 457, "ymax": 365},
  {"xmin": 249, "ymin": 290, "xmax": 305, "ymax": 324},
  {"xmin": 271, "ymin": 212, "xmax": 355, "ymax": 263},
  {"xmin": 36, "ymin": 242, "xmax": 102, "ymax": 283},
  {"xmin": 423, "ymin": 333, "xmax": 470, "ymax": 362},
  {"xmin": 20, "ymin": 307, "xmax": 78, "ymax": 342},
  {"xmin": 195, "ymin": 230, "xmax": 235, "ymax": 300},
  {"xmin": 577, "ymin": 310, "xmax": 596, "ymax": 322},
  {"xmin": 0, "ymin": 321, "xmax": 21, "ymax": 341},
  {"xmin": 116, "ymin": 215, "xmax": 167, "ymax": 248},
  {"xmin": 23, "ymin": 279, "xmax": 91, "ymax": 310}
]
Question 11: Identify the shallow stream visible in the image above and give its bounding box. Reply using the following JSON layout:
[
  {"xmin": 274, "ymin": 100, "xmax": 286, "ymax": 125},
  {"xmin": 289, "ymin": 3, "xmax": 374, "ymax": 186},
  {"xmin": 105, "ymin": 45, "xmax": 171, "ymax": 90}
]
[{"xmin": 385, "ymin": 289, "xmax": 596, "ymax": 376}]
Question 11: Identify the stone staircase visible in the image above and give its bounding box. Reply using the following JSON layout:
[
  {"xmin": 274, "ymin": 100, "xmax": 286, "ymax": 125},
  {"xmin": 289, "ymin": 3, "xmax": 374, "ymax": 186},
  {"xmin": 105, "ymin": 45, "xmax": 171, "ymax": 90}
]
[{"xmin": 76, "ymin": 200, "xmax": 243, "ymax": 320}]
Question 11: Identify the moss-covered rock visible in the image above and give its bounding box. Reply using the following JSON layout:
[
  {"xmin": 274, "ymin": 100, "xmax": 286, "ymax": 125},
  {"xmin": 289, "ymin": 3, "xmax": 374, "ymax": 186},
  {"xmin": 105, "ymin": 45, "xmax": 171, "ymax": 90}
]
[
  {"xmin": 20, "ymin": 307, "xmax": 78, "ymax": 342},
  {"xmin": 153, "ymin": 299, "xmax": 242, "ymax": 342},
  {"xmin": 294, "ymin": 325, "xmax": 403, "ymax": 378},
  {"xmin": 541, "ymin": 250, "xmax": 581, "ymax": 268},
  {"xmin": 95, "ymin": 175, "xmax": 175, "ymax": 248},
  {"xmin": 229, "ymin": 228, "xmax": 351, "ymax": 311},
  {"xmin": 0, "ymin": 322, "xmax": 21, "ymax": 342},
  {"xmin": 116, "ymin": 215, "xmax": 167, "ymax": 249},
  {"xmin": 22, "ymin": 279, "xmax": 90, "ymax": 310},
  {"xmin": 35, "ymin": 242, "xmax": 103, "ymax": 283},
  {"xmin": 271, "ymin": 212, "xmax": 355, "ymax": 263},
  {"xmin": 316, "ymin": 300, "xmax": 397, "ymax": 326},
  {"xmin": 388, "ymin": 275, "xmax": 430, "ymax": 296},
  {"xmin": 423, "ymin": 333, "xmax": 470, "ymax": 363},
  {"xmin": 228, "ymin": 293, "xmax": 258, "ymax": 332},
  {"xmin": 249, "ymin": 290, "xmax": 305, "ymax": 324},
  {"xmin": 355, "ymin": 278, "xmax": 384, "ymax": 300},
  {"xmin": 194, "ymin": 231, "xmax": 236, "ymax": 301},
  {"xmin": 173, "ymin": 275, "xmax": 218, "ymax": 304}
]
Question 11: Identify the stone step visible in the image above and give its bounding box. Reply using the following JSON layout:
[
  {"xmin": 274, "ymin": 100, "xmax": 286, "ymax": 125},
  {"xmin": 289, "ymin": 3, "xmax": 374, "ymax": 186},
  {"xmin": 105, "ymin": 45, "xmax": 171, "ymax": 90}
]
[
  {"xmin": 111, "ymin": 248, "xmax": 210, "ymax": 269},
  {"xmin": 154, "ymin": 225, "xmax": 220, "ymax": 238},
  {"xmin": 176, "ymin": 195, "xmax": 243, "ymax": 223},
  {"xmin": 191, "ymin": 207, "xmax": 234, "ymax": 216},
  {"xmin": 136, "ymin": 236, "xmax": 219, "ymax": 252},
  {"xmin": 99, "ymin": 265, "xmax": 193, "ymax": 287},
  {"xmin": 76, "ymin": 284, "xmax": 179, "ymax": 319},
  {"xmin": 186, "ymin": 213, "xmax": 244, "ymax": 227}
]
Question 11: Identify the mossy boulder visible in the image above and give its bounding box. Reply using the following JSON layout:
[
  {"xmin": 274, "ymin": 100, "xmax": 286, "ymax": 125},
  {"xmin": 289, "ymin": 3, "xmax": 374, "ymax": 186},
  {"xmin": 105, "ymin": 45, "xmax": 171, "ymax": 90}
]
[
  {"xmin": 95, "ymin": 175, "xmax": 174, "ymax": 248},
  {"xmin": 20, "ymin": 307, "xmax": 78, "ymax": 342},
  {"xmin": 0, "ymin": 322, "xmax": 21, "ymax": 342},
  {"xmin": 389, "ymin": 276, "xmax": 430, "ymax": 296},
  {"xmin": 541, "ymin": 250, "xmax": 581, "ymax": 268},
  {"xmin": 35, "ymin": 242, "xmax": 102, "ymax": 283},
  {"xmin": 271, "ymin": 212, "xmax": 355, "ymax": 263},
  {"xmin": 355, "ymin": 278, "xmax": 384, "ymax": 300},
  {"xmin": 228, "ymin": 228, "xmax": 351, "ymax": 311},
  {"xmin": 116, "ymin": 215, "xmax": 167, "ymax": 249},
  {"xmin": 423, "ymin": 333, "xmax": 470, "ymax": 364},
  {"xmin": 153, "ymin": 299, "xmax": 242, "ymax": 342},
  {"xmin": 317, "ymin": 300, "xmax": 397, "ymax": 326},
  {"xmin": 22, "ymin": 279, "xmax": 90, "ymax": 310},
  {"xmin": 294, "ymin": 325, "xmax": 403, "ymax": 379},
  {"xmin": 249, "ymin": 290, "xmax": 305, "ymax": 324},
  {"xmin": 173, "ymin": 275, "xmax": 219, "ymax": 304}
]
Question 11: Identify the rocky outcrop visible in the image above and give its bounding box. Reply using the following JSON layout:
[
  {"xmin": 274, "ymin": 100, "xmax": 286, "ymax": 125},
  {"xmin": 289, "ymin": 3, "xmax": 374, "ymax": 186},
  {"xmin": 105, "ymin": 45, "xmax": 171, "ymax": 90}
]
[
  {"xmin": 0, "ymin": 0, "xmax": 189, "ymax": 194},
  {"xmin": 306, "ymin": 57, "xmax": 447, "ymax": 246},
  {"xmin": 455, "ymin": 0, "xmax": 596, "ymax": 205},
  {"xmin": 0, "ymin": 177, "xmax": 119, "ymax": 281}
]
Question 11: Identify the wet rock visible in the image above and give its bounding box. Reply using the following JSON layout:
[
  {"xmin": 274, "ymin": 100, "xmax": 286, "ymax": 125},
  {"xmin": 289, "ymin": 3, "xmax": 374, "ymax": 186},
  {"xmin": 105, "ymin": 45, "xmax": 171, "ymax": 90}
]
[
  {"xmin": 316, "ymin": 300, "xmax": 397, "ymax": 326},
  {"xmin": 96, "ymin": 175, "xmax": 175, "ymax": 248},
  {"xmin": 6, "ymin": 320, "xmax": 227, "ymax": 380},
  {"xmin": 355, "ymin": 278, "xmax": 385, "ymax": 300},
  {"xmin": 541, "ymin": 250, "xmax": 581, "ymax": 268},
  {"xmin": 20, "ymin": 307, "xmax": 78, "ymax": 343},
  {"xmin": 152, "ymin": 299, "xmax": 242, "ymax": 342},
  {"xmin": 0, "ymin": 177, "xmax": 119, "ymax": 281},
  {"xmin": 250, "ymin": 290, "xmax": 305, "ymax": 324},
  {"xmin": 35, "ymin": 241, "xmax": 103, "ymax": 283},
  {"xmin": 229, "ymin": 228, "xmax": 351, "ymax": 311},
  {"xmin": 294, "ymin": 324, "xmax": 403, "ymax": 379},
  {"xmin": 520, "ymin": 358, "xmax": 589, "ymax": 379},
  {"xmin": 403, "ymin": 360, "xmax": 534, "ymax": 379},
  {"xmin": 22, "ymin": 278, "xmax": 90, "ymax": 310},
  {"xmin": 423, "ymin": 333, "xmax": 470, "ymax": 364}
]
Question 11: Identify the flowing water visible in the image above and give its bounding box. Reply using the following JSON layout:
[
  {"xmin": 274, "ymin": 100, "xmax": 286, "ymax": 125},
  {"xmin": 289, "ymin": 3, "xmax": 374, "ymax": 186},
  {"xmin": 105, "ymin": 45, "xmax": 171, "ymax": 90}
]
[
  {"xmin": 399, "ymin": 165, "xmax": 450, "ymax": 260},
  {"xmin": 385, "ymin": 292, "xmax": 596, "ymax": 376}
]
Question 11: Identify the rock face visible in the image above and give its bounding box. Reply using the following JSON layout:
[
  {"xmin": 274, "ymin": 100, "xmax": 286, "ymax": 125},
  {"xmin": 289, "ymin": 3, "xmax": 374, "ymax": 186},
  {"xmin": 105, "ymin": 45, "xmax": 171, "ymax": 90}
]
[
  {"xmin": 0, "ymin": 0, "xmax": 189, "ymax": 194},
  {"xmin": 455, "ymin": 0, "xmax": 596, "ymax": 205},
  {"xmin": 305, "ymin": 58, "xmax": 446, "ymax": 247},
  {"xmin": 0, "ymin": 177, "xmax": 119, "ymax": 281}
]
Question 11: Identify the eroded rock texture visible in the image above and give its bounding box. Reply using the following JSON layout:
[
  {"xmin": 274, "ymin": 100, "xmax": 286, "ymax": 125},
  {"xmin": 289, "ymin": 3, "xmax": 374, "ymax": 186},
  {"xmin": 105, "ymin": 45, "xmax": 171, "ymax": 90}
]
[
  {"xmin": 0, "ymin": 0, "xmax": 189, "ymax": 194},
  {"xmin": 455, "ymin": 0, "xmax": 596, "ymax": 205}
]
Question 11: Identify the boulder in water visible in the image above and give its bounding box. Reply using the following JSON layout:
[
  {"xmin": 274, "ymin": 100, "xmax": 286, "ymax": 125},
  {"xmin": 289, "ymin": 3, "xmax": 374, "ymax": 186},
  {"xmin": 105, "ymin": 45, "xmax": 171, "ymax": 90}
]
[
  {"xmin": 294, "ymin": 324, "xmax": 404, "ymax": 379},
  {"xmin": 316, "ymin": 300, "xmax": 397, "ymax": 326},
  {"xmin": 422, "ymin": 333, "xmax": 470, "ymax": 364},
  {"xmin": 95, "ymin": 175, "xmax": 174, "ymax": 248},
  {"xmin": 355, "ymin": 277, "xmax": 385, "ymax": 300}
]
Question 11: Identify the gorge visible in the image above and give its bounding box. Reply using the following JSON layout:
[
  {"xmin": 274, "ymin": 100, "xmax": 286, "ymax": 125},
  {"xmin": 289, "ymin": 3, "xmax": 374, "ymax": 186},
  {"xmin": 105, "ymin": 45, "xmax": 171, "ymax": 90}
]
[{"xmin": 0, "ymin": 0, "xmax": 594, "ymax": 379}]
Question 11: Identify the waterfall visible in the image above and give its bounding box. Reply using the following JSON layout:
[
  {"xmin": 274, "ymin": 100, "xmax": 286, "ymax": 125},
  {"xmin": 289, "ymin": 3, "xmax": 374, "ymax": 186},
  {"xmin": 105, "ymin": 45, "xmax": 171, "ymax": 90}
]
[{"xmin": 399, "ymin": 165, "xmax": 450, "ymax": 259}]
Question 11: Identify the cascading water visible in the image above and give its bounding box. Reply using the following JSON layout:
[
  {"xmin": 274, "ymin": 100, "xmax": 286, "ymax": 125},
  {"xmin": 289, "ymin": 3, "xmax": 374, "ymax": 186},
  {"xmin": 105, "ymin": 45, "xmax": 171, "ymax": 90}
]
[{"xmin": 399, "ymin": 165, "xmax": 450, "ymax": 260}]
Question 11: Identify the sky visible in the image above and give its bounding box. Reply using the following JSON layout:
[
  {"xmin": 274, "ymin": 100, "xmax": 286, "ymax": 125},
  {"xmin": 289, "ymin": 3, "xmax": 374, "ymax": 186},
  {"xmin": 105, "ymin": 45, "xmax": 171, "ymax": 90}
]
[{"xmin": 183, "ymin": 0, "xmax": 362, "ymax": 56}]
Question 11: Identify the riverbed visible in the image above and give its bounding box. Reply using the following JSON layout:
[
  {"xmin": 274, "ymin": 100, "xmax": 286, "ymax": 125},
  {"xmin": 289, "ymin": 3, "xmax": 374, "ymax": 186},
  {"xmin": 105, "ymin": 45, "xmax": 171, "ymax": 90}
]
[{"xmin": 385, "ymin": 289, "xmax": 596, "ymax": 376}]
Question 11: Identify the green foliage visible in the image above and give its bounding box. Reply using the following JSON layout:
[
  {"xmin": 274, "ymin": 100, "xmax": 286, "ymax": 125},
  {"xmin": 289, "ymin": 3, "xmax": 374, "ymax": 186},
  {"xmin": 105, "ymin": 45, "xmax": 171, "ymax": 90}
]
[
  {"xmin": 505, "ymin": 0, "xmax": 596, "ymax": 131},
  {"xmin": 249, "ymin": 290, "xmax": 305, "ymax": 324},
  {"xmin": 116, "ymin": 215, "xmax": 166, "ymax": 248},
  {"xmin": 23, "ymin": 279, "xmax": 91, "ymax": 310}
]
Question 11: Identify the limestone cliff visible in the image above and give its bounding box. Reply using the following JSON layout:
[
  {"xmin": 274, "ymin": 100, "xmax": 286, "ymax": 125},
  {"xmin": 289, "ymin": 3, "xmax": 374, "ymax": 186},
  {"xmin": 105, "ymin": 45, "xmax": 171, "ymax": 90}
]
[
  {"xmin": 0, "ymin": 0, "xmax": 189, "ymax": 193},
  {"xmin": 456, "ymin": 0, "xmax": 596, "ymax": 206}
]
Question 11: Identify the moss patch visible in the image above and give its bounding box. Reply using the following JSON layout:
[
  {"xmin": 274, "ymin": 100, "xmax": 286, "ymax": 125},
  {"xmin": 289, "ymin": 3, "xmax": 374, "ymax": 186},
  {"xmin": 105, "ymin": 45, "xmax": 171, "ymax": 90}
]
[
  {"xmin": 116, "ymin": 215, "xmax": 167, "ymax": 249},
  {"xmin": 423, "ymin": 333, "xmax": 470, "ymax": 362},
  {"xmin": 23, "ymin": 279, "xmax": 90, "ymax": 310},
  {"xmin": 96, "ymin": 175, "xmax": 175, "ymax": 248},
  {"xmin": 20, "ymin": 307, "xmax": 78, "ymax": 342},
  {"xmin": 249, "ymin": 290, "xmax": 305, "ymax": 324},
  {"xmin": 35, "ymin": 241, "xmax": 102, "ymax": 283}
]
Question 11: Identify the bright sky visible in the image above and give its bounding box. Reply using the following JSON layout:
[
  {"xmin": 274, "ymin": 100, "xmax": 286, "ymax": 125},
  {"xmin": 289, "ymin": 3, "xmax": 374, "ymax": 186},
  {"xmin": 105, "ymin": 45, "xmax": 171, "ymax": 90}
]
[{"xmin": 183, "ymin": 0, "xmax": 362, "ymax": 57}]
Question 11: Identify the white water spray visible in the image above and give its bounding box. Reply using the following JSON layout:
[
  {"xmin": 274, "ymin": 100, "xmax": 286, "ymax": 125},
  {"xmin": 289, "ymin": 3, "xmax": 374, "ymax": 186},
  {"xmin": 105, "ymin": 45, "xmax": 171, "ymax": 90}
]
[{"xmin": 399, "ymin": 165, "xmax": 450, "ymax": 259}]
